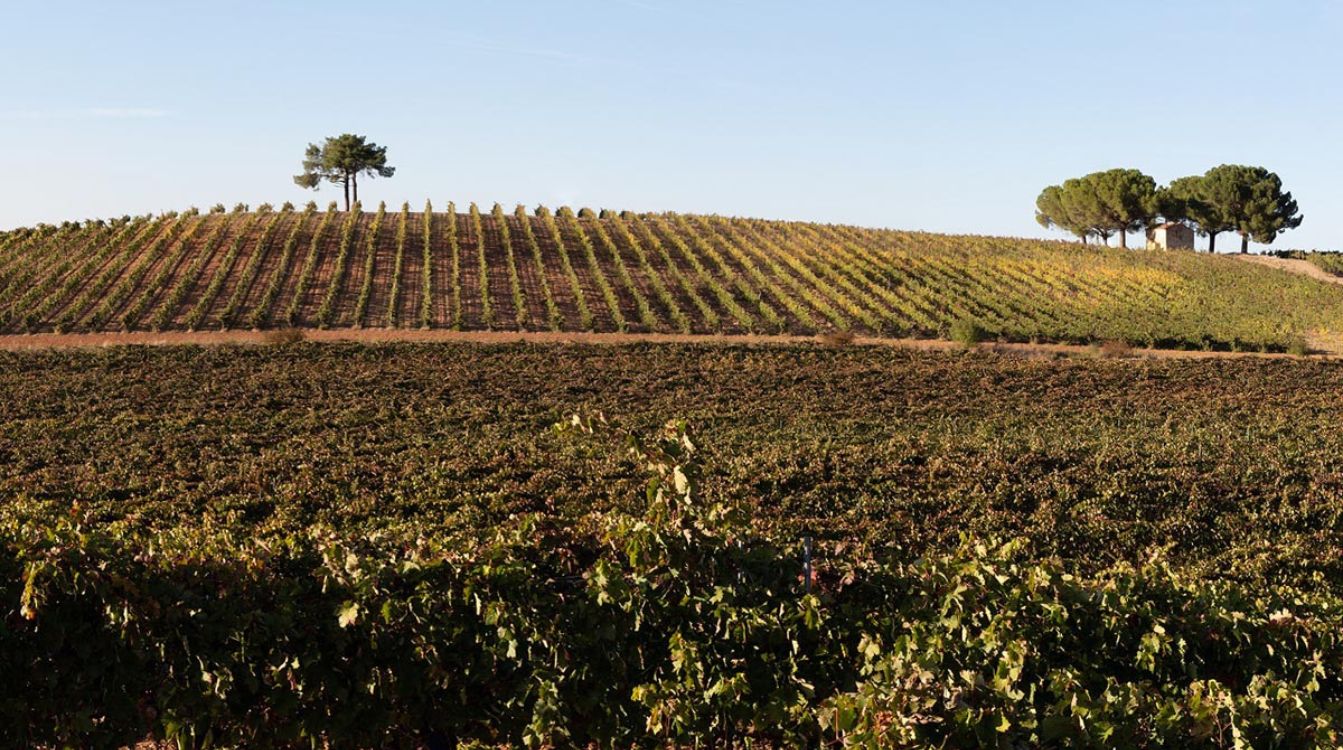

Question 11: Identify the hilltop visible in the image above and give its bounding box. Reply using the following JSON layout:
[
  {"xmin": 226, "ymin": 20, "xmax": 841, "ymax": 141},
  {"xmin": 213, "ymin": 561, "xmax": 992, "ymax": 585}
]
[{"xmin": 2, "ymin": 201, "xmax": 1342, "ymax": 352}]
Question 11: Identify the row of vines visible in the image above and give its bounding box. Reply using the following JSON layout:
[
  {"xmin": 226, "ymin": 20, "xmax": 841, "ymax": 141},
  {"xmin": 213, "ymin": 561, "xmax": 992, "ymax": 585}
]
[{"xmin": 0, "ymin": 205, "xmax": 1339, "ymax": 348}]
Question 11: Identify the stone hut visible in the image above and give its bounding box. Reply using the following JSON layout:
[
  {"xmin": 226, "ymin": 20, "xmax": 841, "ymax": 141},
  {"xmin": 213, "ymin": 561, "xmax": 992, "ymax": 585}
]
[{"xmin": 1146, "ymin": 222, "xmax": 1195, "ymax": 250}]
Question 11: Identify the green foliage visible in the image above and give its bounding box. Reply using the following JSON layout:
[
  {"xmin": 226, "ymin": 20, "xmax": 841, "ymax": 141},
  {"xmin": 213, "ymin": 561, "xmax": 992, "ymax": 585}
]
[
  {"xmin": 386, "ymin": 201, "xmax": 412, "ymax": 328},
  {"xmin": 648, "ymin": 213, "xmax": 756, "ymax": 331},
  {"xmin": 493, "ymin": 201, "xmax": 530, "ymax": 329},
  {"xmin": 822, "ymin": 542, "xmax": 1343, "ymax": 748},
  {"xmin": 1, "ymin": 221, "xmax": 124, "ymax": 332},
  {"xmin": 1167, "ymin": 166, "xmax": 1304, "ymax": 252},
  {"xmin": 950, "ymin": 316, "xmax": 991, "ymax": 346},
  {"xmin": 315, "ymin": 202, "xmax": 363, "ymax": 327},
  {"xmin": 5, "ymin": 402, "xmax": 1343, "ymax": 747},
  {"xmin": 185, "ymin": 209, "xmax": 284, "ymax": 330},
  {"xmin": 293, "ymin": 134, "xmax": 395, "ymax": 210},
  {"xmin": 116, "ymin": 215, "xmax": 223, "ymax": 331},
  {"xmin": 245, "ymin": 203, "xmax": 318, "ymax": 329},
  {"xmin": 0, "ymin": 203, "xmax": 1338, "ymax": 349},
  {"xmin": 537, "ymin": 205, "xmax": 594, "ymax": 330},
  {"xmin": 1037, "ymin": 169, "xmax": 1159, "ymax": 247},
  {"xmin": 559, "ymin": 205, "xmax": 627, "ymax": 331},
  {"xmin": 147, "ymin": 213, "xmax": 258, "ymax": 331},
  {"xmin": 470, "ymin": 202, "xmax": 493, "ymax": 328},
  {"xmin": 280, "ymin": 204, "xmax": 337, "ymax": 327},
  {"xmin": 1160, "ymin": 175, "xmax": 1221, "ymax": 248},
  {"xmin": 583, "ymin": 211, "xmax": 660, "ymax": 330},
  {"xmin": 57, "ymin": 215, "xmax": 187, "ymax": 332},
  {"xmin": 419, "ymin": 199, "xmax": 433, "ymax": 329},
  {"xmin": 516, "ymin": 203, "xmax": 562, "ymax": 330},
  {"xmin": 447, "ymin": 201, "xmax": 462, "ymax": 329},
  {"xmin": 1286, "ymin": 250, "xmax": 1343, "ymax": 277},
  {"xmin": 607, "ymin": 211, "xmax": 692, "ymax": 333},
  {"xmin": 351, "ymin": 201, "xmax": 387, "ymax": 326}
]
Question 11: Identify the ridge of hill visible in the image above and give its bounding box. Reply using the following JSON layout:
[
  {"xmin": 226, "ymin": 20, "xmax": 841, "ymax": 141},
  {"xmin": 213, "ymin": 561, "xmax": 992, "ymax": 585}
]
[{"xmin": 2, "ymin": 202, "xmax": 1341, "ymax": 352}]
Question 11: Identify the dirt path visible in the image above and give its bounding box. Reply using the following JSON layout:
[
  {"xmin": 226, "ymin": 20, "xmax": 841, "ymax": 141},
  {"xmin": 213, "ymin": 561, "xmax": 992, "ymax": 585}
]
[
  {"xmin": 1236, "ymin": 254, "xmax": 1343, "ymax": 285},
  {"xmin": 0, "ymin": 327, "xmax": 1334, "ymax": 360}
]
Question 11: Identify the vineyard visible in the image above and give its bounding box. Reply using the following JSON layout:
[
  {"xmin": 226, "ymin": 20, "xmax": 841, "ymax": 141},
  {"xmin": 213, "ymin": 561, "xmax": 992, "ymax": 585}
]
[
  {"xmin": 3, "ymin": 203, "xmax": 1343, "ymax": 350},
  {"xmin": 6, "ymin": 343, "xmax": 1343, "ymax": 746}
]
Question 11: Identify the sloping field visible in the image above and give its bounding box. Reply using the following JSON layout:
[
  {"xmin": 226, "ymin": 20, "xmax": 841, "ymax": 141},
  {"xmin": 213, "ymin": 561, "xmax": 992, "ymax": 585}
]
[{"xmin": 3, "ymin": 202, "xmax": 1342, "ymax": 350}]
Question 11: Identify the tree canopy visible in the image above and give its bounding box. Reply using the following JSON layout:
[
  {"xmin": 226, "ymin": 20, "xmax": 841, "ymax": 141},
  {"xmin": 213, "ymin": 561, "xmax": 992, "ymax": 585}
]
[
  {"xmin": 1160, "ymin": 176, "xmax": 1230, "ymax": 251},
  {"xmin": 1036, "ymin": 169, "xmax": 1158, "ymax": 247},
  {"xmin": 1034, "ymin": 185, "xmax": 1091, "ymax": 243},
  {"xmin": 1039, "ymin": 165, "xmax": 1302, "ymax": 253},
  {"xmin": 1205, "ymin": 165, "xmax": 1303, "ymax": 253},
  {"xmin": 293, "ymin": 134, "xmax": 395, "ymax": 211}
]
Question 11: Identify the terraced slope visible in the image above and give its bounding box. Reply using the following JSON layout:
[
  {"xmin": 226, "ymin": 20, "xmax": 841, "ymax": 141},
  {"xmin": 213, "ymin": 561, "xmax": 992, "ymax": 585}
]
[{"xmin": 3, "ymin": 202, "xmax": 1342, "ymax": 350}]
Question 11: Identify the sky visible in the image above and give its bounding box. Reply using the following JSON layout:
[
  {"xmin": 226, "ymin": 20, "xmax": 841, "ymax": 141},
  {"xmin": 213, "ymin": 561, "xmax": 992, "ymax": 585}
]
[{"xmin": 3, "ymin": 0, "xmax": 1340, "ymax": 251}]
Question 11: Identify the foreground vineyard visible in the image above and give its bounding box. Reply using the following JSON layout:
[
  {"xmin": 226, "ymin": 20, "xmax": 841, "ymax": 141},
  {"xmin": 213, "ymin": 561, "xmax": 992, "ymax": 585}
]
[
  {"xmin": 5, "ymin": 343, "xmax": 1343, "ymax": 746},
  {"xmin": 4, "ymin": 203, "xmax": 1343, "ymax": 349},
  {"xmin": 6, "ymin": 344, "xmax": 1343, "ymax": 580}
]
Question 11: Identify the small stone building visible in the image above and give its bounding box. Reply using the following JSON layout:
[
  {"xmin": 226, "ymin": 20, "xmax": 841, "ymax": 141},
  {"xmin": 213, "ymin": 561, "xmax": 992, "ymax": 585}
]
[{"xmin": 1146, "ymin": 222, "xmax": 1195, "ymax": 250}]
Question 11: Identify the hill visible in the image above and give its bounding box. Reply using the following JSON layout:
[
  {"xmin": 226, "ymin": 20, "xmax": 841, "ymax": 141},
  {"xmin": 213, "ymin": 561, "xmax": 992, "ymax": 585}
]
[{"xmin": 2, "ymin": 201, "xmax": 1342, "ymax": 351}]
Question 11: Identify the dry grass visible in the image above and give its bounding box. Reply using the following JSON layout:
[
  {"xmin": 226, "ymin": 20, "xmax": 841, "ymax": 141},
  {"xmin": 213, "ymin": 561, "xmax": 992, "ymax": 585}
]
[
  {"xmin": 1099, "ymin": 340, "xmax": 1133, "ymax": 358},
  {"xmin": 817, "ymin": 330, "xmax": 855, "ymax": 348},
  {"xmin": 261, "ymin": 328, "xmax": 306, "ymax": 345}
]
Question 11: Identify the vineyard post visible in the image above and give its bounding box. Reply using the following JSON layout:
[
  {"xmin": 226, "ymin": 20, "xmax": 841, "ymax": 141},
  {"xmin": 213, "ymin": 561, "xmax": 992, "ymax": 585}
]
[{"xmin": 803, "ymin": 535, "xmax": 813, "ymax": 594}]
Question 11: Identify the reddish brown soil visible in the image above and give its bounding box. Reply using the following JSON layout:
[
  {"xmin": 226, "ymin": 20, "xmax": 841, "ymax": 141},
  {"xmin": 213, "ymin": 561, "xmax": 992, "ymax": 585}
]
[
  {"xmin": 396, "ymin": 215, "xmax": 424, "ymax": 328},
  {"xmin": 357, "ymin": 213, "xmax": 400, "ymax": 328},
  {"xmin": 479, "ymin": 211, "xmax": 522, "ymax": 330},
  {"xmin": 236, "ymin": 213, "xmax": 305, "ymax": 325}
]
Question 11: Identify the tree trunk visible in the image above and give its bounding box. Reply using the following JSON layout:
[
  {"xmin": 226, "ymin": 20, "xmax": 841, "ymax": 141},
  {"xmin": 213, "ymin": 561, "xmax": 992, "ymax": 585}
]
[
  {"xmin": 353, "ymin": 173, "xmax": 359, "ymax": 206},
  {"xmin": 1240, "ymin": 234, "xmax": 1249, "ymax": 254},
  {"xmin": 1208, "ymin": 232, "xmax": 1217, "ymax": 253},
  {"xmin": 342, "ymin": 176, "xmax": 350, "ymax": 212},
  {"xmin": 1118, "ymin": 230, "xmax": 1127, "ymax": 249}
]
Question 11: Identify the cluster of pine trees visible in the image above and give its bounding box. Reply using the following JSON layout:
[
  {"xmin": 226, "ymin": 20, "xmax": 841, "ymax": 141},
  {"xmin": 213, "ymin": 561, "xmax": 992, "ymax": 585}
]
[{"xmin": 1036, "ymin": 165, "xmax": 1303, "ymax": 253}]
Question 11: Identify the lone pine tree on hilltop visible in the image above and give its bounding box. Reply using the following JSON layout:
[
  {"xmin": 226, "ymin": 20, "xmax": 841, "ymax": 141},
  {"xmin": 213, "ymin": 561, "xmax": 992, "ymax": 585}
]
[{"xmin": 293, "ymin": 134, "xmax": 395, "ymax": 211}]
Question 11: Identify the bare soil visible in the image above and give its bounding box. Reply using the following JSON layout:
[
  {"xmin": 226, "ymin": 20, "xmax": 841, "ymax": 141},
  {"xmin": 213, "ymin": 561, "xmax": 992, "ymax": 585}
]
[
  {"xmin": 1235, "ymin": 254, "xmax": 1343, "ymax": 285},
  {"xmin": 0, "ymin": 328, "xmax": 1332, "ymax": 359}
]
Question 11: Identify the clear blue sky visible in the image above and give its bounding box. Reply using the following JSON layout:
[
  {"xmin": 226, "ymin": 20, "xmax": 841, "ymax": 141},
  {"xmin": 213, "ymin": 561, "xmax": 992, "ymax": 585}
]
[{"xmin": 4, "ymin": 0, "xmax": 1339, "ymax": 251}]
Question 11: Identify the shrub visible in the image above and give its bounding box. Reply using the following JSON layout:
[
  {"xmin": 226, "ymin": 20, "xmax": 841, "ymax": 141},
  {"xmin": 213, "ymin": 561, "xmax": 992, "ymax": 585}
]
[{"xmin": 949, "ymin": 317, "xmax": 990, "ymax": 347}]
